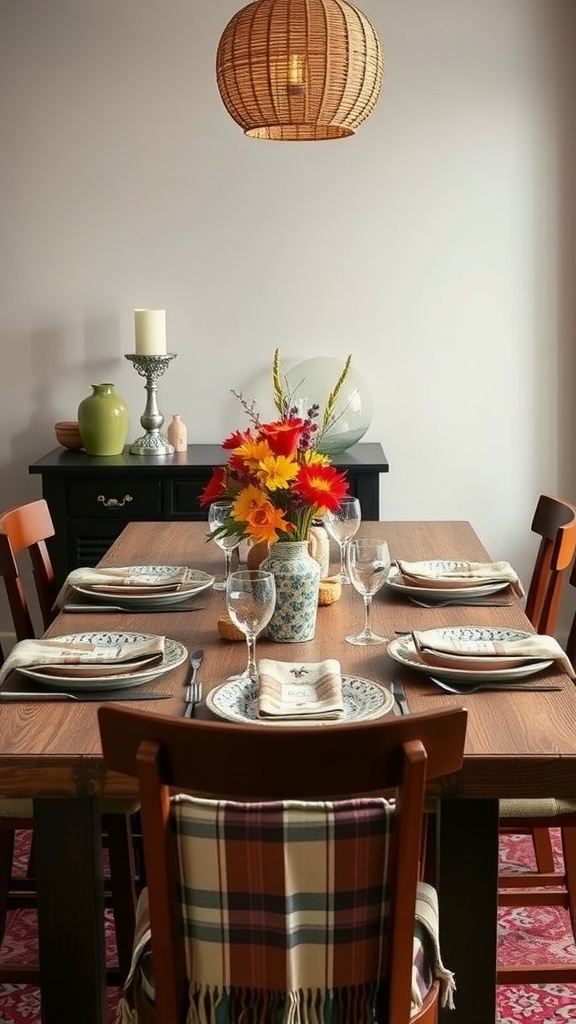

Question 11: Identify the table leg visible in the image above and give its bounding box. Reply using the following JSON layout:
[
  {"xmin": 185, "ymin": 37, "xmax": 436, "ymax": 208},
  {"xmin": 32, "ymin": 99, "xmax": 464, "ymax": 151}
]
[
  {"xmin": 34, "ymin": 797, "xmax": 107, "ymax": 1024},
  {"xmin": 438, "ymin": 798, "xmax": 499, "ymax": 1024}
]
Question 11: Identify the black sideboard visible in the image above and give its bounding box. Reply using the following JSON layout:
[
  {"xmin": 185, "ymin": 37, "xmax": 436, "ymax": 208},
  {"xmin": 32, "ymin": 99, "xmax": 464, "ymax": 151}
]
[{"xmin": 29, "ymin": 442, "xmax": 389, "ymax": 585}]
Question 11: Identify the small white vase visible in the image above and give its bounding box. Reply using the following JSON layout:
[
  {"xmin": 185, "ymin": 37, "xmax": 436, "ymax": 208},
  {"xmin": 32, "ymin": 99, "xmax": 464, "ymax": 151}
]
[{"xmin": 167, "ymin": 414, "xmax": 187, "ymax": 452}]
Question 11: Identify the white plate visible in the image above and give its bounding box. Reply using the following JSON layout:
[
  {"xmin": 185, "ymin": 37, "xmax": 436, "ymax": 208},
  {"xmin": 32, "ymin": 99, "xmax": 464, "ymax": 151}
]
[
  {"xmin": 387, "ymin": 627, "xmax": 553, "ymax": 684},
  {"xmin": 73, "ymin": 566, "xmax": 214, "ymax": 608},
  {"xmin": 206, "ymin": 675, "xmax": 394, "ymax": 726},
  {"xmin": 386, "ymin": 563, "xmax": 510, "ymax": 602},
  {"xmin": 20, "ymin": 631, "xmax": 188, "ymax": 690}
]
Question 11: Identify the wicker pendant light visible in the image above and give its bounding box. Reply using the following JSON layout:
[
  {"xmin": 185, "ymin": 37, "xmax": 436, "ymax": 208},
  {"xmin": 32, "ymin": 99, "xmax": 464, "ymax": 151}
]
[{"xmin": 216, "ymin": 0, "xmax": 384, "ymax": 141}]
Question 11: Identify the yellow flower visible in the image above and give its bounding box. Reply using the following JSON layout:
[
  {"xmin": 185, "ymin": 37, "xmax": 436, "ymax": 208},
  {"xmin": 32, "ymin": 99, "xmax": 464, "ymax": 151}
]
[
  {"xmin": 235, "ymin": 439, "xmax": 273, "ymax": 468},
  {"xmin": 301, "ymin": 449, "xmax": 330, "ymax": 466},
  {"xmin": 232, "ymin": 485, "xmax": 267, "ymax": 522},
  {"xmin": 257, "ymin": 455, "xmax": 299, "ymax": 492}
]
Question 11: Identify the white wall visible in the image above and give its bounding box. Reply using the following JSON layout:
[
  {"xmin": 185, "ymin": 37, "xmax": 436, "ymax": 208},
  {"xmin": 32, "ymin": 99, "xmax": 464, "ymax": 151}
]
[{"xmin": 0, "ymin": 0, "xmax": 575, "ymax": 634}]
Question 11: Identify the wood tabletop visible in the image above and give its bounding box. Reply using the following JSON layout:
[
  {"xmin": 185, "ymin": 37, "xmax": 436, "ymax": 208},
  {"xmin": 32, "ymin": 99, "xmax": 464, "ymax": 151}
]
[{"xmin": 0, "ymin": 518, "xmax": 574, "ymax": 802}]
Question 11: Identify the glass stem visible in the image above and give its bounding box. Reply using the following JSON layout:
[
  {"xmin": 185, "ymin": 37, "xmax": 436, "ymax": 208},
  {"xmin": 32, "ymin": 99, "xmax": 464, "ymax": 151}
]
[
  {"xmin": 363, "ymin": 595, "xmax": 373, "ymax": 636},
  {"xmin": 223, "ymin": 549, "xmax": 232, "ymax": 583},
  {"xmin": 339, "ymin": 542, "xmax": 347, "ymax": 578},
  {"xmin": 246, "ymin": 632, "xmax": 257, "ymax": 680}
]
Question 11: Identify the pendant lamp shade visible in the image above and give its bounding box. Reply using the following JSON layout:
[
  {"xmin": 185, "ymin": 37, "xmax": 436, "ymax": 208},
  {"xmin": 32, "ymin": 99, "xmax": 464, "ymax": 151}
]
[{"xmin": 216, "ymin": 0, "xmax": 384, "ymax": 141}]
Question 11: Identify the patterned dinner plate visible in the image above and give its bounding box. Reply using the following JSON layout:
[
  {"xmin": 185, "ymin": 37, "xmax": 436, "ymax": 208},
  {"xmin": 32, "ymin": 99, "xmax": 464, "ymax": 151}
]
[
  {"xmin": 385, "ymin": 563, "xmax": 510, "ymax": 601},
  {"xmin": 73, "ymin": 566, "xmax": 214, "ymax": 608},
  {"xmin": 20, "ymin": 631, "xmax": 188, "ymax": 690},
  {"xmin": 387, "ymin": 627, "xmax": 553, "ymax": 684},
  {"xmin": 206, "ymin": 675, "xmax": 394, "ymax": 726}
]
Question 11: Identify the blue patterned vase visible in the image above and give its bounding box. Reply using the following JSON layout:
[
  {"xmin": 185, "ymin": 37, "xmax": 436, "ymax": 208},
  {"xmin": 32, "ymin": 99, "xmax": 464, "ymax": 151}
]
[{"xmin": 262, "ymin": 540, "xmax": 321, "ymax": 642}]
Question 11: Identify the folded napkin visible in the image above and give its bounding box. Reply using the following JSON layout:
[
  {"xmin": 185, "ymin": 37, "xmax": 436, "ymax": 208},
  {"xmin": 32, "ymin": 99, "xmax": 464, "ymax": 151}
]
[
  {"xmin": 0, "ymin": 636, "xmax": 166, "ymax": 686},
  {"xmin": 257, "ymin": 659, "xmax": 345, "ymax": 720},
  {"xmin": 396, "ymin": 559, "xmax": 524, "ymax": 597},
  {"xmin": 55, "ymin": 567, "xmax": 200, "ymax": 609},
  {"xmin": 411, "ymin": 629, "xmax": 575, "ymax": 678}
]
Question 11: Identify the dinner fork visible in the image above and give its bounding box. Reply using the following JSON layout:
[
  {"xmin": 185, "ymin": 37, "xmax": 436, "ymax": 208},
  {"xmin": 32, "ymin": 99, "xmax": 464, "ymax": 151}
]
[
  {"xmin": 408, "ymin": 597, "xmax": 513, "ymax": 609},
  {"xmin": 184, "ymin": 649, "xmax": 204, "ymax": 717},
  {"xmin": 428, "ymin": 676, "xmax": 562, "ymax": 695}
]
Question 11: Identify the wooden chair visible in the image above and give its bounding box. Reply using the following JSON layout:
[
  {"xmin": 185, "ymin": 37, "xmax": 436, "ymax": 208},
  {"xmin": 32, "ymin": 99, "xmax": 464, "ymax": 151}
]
[
  {"xmin": 523, "ymin": 493, "xmax": 576, "ymax": 634},
  {"xmin": 497, "ymin": 494, "xmax": 576, "ymax": 984},
  {"xmin": 0, "ymin": 499, "xmax": 137, "ymax": 984},
  {"xmin": 98, "ymin": 704, "xmax": 467, "ymax": 1024}
]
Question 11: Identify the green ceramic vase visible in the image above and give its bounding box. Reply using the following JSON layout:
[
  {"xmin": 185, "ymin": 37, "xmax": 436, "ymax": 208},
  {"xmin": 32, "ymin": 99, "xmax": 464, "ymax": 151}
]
[{"xmin": 78, "ymin": 383, "xmax": 129, "ymax": 457}]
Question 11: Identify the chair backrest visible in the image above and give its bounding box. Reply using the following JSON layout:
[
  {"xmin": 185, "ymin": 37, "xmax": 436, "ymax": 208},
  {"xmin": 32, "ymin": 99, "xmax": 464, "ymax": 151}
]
[
  {"xmin": 0, "ymin": 499, "xmax": 56, "ymax": 639},
  {"xmin": 524, "ymin": 494, "xmax": 576, "ymax": 635},
  {"xmin": 563, "ymin": 559, "xmax": 576, "ymax": 664},
  {"xmin": 98, "ymin": 705, "xmax": 467, "ymax": 1024}
]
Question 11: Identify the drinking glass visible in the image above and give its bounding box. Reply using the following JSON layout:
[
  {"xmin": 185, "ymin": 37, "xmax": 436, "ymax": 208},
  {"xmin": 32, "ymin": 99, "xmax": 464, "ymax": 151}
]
[
  {"xmin": 345, "ymin": 539, "xmax": 391, "ymax": 645},
  {"xmin": 226, "ymin": 570, "xmax": 276, "ymax": 681},
  {"xmin": 323, "ymin": 497, "xmax": 361, "ymax": 583},
  {"xmin": 208, "ymin": 500, "xmax": 241, "ymax": 591}
]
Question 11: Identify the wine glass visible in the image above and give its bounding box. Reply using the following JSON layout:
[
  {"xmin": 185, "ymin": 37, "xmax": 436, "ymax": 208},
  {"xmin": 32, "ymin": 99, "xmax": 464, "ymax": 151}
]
[
  {"xmin": 323, "ymin": 497, "xmax": 361, "ymax": 583},
  {"xmin": 345, "ymin": 539, "xmax": 391, "ymax": 645},
  {"xmin": 226, "ymin": 570, "xmax": 276, "ymax": 682},
  {"xmin": 208, "ymin": 500, "xmax": 241, "ymax": 591}
]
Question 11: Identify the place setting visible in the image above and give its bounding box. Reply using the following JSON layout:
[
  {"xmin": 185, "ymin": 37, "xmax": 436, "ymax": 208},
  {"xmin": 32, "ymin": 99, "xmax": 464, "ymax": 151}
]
[
  {"xmin": 202, "ymin": 565, "xmax": 395, "ymax": 726},
  {"xmin": 54, "ymin": 564, "xmax": 215, "ymax": 612},
  {"xmin": 0, "ymin": 630, "xmax": 189, "ymax": 700},
  {"xmin": 387, "ymin": 625, "xmax": 574, "ymax": 691},
  {"xmin": 385, "ymin": 558, "xmax": 524, "ymax": 607}
]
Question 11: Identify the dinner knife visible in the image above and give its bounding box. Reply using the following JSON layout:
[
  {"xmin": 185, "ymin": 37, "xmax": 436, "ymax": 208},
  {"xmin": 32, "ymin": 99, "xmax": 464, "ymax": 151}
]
[
  {"xmin": 0, "ymin": 691, "xmax": 172, "ymax": 702},
  {"xmin": 62, "ymin": 603, "xmax": 205, "ymax": 613}
]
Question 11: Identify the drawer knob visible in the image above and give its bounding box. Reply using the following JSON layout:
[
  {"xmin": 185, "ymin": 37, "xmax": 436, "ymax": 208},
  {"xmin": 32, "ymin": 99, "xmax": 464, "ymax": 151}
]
[{"xmin": 97, "ymin": 494, "xmax": 134, "ymax": 509}]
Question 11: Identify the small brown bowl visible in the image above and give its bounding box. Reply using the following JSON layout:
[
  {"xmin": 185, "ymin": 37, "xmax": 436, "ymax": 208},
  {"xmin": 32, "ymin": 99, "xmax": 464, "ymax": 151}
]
[{"xmin": 54, "ymin": 420, "xmax": 84, "ymax": 450}]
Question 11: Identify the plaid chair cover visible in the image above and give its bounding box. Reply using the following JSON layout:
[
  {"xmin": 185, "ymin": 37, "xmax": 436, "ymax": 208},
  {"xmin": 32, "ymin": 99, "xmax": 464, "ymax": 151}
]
[{"xmin": 117, "ymin": 796, "xmax": 454, "ymax": 1024}]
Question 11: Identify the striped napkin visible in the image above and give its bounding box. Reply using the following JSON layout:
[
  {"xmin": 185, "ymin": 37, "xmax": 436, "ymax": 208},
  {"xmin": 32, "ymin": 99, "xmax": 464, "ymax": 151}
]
[
  {"xmin": 257, "ymin": 659, "xmax": 344, "ymax": 720},
  {"xmin": 54, "ymin": 566, "xmax": 201, "ymax": 609},
  {"xmin": 411, "ymin": 630, "xmax": 574, "ymax": 677},
  {"xmin": 396, "ymin": 560, "xmax": 524, "ymax": 596},
  {"xmin": 0, "ymin": 636, "xmax": 165, "ymax": 686}
]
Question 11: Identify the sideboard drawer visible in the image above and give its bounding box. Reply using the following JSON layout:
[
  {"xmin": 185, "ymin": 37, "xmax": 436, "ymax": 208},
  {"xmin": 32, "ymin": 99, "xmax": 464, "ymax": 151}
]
[
  {"xmin": 67, "ymin": 477, "xmax": 163, "ymax": 518},
  {"xmin": 169, "ymin": 477, "xmax": 211, "ymax": 518}
]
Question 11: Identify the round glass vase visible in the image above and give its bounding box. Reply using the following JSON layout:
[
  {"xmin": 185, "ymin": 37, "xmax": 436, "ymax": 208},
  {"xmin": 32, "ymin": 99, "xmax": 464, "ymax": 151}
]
[
  {"xmin": 77, "ymin": 383, "xmax": 129, "ymax": 456},
  {"xmin": 262, "ymin": 540, "xmax": 321, "ymax": 642}
]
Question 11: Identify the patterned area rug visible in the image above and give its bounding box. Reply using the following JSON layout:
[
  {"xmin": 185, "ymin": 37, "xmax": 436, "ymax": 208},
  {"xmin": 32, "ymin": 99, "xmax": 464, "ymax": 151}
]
[{"xmin": 1, "ymin": 829, "xmax": 576, "ymax": 1023}]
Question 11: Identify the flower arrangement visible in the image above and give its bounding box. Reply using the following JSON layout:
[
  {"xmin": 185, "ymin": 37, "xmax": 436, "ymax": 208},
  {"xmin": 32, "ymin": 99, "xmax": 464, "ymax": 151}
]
[{"xmin": 200, "ymin": 350, "xmax": 351, "ymax": 546}]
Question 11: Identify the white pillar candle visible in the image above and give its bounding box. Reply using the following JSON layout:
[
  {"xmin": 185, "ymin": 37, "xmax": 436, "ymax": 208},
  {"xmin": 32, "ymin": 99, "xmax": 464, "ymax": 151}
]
[{"xmin": 134, "ymin": 309, "xmax": 167, "ymax": 356}]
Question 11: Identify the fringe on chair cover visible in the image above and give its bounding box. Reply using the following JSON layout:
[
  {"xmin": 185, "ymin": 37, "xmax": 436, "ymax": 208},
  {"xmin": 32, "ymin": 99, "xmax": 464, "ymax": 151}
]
[{"xmin": 115, "ymin": 799, "xmax": 455, "ymax": 1023}]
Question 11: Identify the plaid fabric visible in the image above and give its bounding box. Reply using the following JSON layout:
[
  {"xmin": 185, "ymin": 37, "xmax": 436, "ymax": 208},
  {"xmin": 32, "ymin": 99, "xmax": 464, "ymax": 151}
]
[{"xmin": 117, "ymin": 796, "xmax": 453, "ymax": 1024}]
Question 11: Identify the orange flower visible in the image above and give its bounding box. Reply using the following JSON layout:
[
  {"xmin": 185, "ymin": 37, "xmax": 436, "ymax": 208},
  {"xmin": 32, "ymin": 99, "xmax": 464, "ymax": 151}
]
[
  {"xmin": 246, "ymin": 502, "xmax": 294, "ymax": 545},
  {"xmin": 293, "ymin": 464, "xmax": 349, "ymax": 514},
  {"xmin": 260, "ymin": 418, "xmax": 306, "ymax": 458}
]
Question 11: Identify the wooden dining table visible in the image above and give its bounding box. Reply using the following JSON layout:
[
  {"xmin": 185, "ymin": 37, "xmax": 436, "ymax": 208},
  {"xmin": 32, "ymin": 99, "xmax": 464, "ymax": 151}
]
[{"xmin": 1, "ymin": 518, "xmax": 576, "ymax": 1024}]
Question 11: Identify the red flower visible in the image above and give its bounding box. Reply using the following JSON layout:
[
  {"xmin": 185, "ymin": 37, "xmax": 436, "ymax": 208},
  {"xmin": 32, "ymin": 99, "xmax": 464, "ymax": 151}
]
[
  {"xmin": 199, "ymin": 466, "xmax": 227, "ymax": 507},
  {"xmin": 260, "ymin": 419, "xmax": 306, "ymax": 458},
  {"xmin": 293, "ymin": 465, "xmax": 349, "ymax": 513},
  {"xmin": 222, "ymin": 429, "xmax": 252, "ymax": 450}
]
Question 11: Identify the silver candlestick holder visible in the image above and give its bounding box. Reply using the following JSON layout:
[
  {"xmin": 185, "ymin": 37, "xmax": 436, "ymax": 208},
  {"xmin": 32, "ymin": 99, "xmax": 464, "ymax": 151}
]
[{"xmin": 125, "ymin": 353, "xmax": 177, "ymax": 456}]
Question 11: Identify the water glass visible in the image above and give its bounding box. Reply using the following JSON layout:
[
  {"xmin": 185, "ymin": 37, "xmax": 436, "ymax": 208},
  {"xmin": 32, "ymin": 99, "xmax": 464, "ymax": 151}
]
[
  {"xmin": 226, "ymin": 570, "xmax": 276, "ymax": 681},
  {"xmin": 323, "ymin": 496, "xmax": 361, "ymax": 583},
  {"xmin": 345, "ymin": 539, "xmax": 391, "ymax": 645},
  {"xmin": 208, "ymin": 500, "xmax": 241, "ymax": 591}
]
